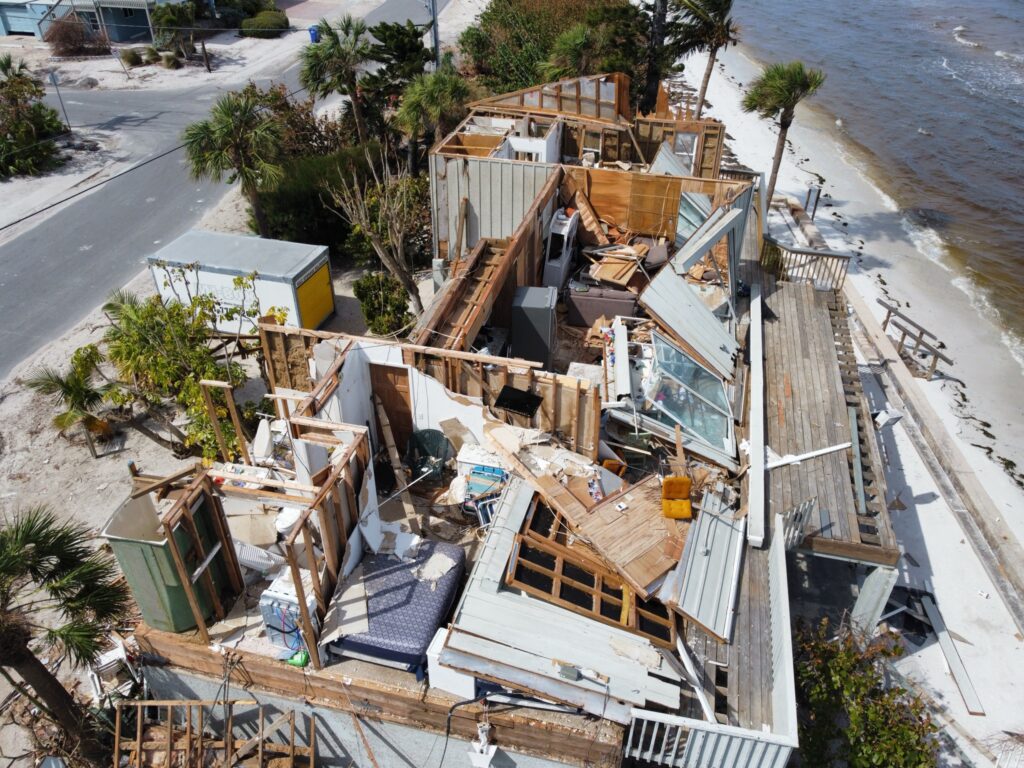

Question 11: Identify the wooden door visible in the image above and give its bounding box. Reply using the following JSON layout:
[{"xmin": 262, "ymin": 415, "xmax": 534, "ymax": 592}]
[{"xmin": 369, "ymin": 364, "xmax": 413, "ymax": 453}]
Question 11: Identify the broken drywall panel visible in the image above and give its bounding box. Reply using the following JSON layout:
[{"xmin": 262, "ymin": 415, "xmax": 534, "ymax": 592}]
[
  {"xmin": 408, "ymin": 366, "xmax": 490, "ymax": 444},
  {"xmin": 292, "ymin": 439, "xmax": 329, "ymax": 491}
]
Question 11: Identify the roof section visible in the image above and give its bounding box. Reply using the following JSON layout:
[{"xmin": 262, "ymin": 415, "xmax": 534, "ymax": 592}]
[
  {"xmin": 147, "ymin": 230, "xmax": 327, "ymax": 283},
  {"xmin": 660, "ymin": 488, "xmax": 746, "ymax": 642},
  {"xmin": 469, "ymin": 73, "xmax": 633, "ymax": 125},
  {"xmin": 639, "ymin": 265, "xmax": 739, "ymax": 380}
]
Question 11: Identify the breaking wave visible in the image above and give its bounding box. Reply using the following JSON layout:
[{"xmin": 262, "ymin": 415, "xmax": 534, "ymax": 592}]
[
  {"xmin": 951, "ymin": 276, "xmax": 1024, "ymax": 372},
  {"xmin": 996, "ymin": 50, "xmax": 1024, "ymax": 64},
  {"xmin": 953, "ymin": 25, "xmax": 981, "ymax": 48}
]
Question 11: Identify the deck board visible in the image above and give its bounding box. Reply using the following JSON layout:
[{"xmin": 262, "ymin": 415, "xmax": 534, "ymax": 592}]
[{"xmin": 760, "ymin": 270, "xmax": 898, "ymax": 565}]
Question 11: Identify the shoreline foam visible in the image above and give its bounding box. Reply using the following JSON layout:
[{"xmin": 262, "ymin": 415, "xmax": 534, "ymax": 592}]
[{"xmin": 678, "ymin": 44, "xmax": 1024, "ymax": 535}]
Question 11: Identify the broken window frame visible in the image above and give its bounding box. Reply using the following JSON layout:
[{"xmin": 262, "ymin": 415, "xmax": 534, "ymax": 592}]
[
  {"xmin": 503, "ymin": 498, "xmax": 677, "ymax": 648},
  {"xmin": 642, "ymin": 331, "xmax": 735, "ymax": 454}
]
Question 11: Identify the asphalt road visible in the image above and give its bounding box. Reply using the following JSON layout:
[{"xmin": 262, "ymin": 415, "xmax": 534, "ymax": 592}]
[{"xmin": 0, "ymin": 0, "xmax": 446, "ymax": 380}]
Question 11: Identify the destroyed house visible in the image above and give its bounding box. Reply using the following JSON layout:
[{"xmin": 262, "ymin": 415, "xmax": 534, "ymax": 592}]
[{"xmin": 104, "ymin": 75, "xmax": 897, "ymax": 768}]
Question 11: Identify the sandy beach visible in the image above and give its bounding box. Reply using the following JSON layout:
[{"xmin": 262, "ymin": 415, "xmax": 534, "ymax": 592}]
[{"xmin": 679, "ymin": 46, "xmax": 1024, "ymax": 546}]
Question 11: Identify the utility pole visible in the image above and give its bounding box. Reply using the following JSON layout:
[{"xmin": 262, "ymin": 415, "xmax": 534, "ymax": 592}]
[
  {"xmin": 425, "ymin": 0, "xmax": 440, "ymax": 68},
  {"xmin": 48, "ymin": 72, "xmax": 71, "ymax": 129}
]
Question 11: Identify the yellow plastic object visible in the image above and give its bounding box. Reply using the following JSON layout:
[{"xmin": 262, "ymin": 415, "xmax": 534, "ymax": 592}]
[
  {"xmin": 295, "ymin": 262, "xmax": 334, "ymax": 329},
  {"xmin": 662, "ymin": 475, "xmax": 692, "ymax": 500},
  {"xmin": 602, "ymin": 459, "xmax": 627, "ymax": 477},
  {"xmin": 662, "ymin": 498, "xmax": 693, "ymax": 520}
]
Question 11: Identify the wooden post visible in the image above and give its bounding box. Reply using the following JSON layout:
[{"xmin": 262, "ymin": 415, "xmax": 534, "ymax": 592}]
[
  {"xmin": 200, "ymin": 383, "xmax": 230, "ymax": 462},
  {"xmin": 166, "ymin": 705, "xmax": 173, "ymax": 764},
  {"xmin": 201, "ymin": 380, "xmax": 251, "ymax": 465},
  {"xmin": 134, "ymin": 701, "xmax": 144, "ymax": 768},
  {"xmin": 163, "ymin": 520, "xmax": 210, "ymax": 644}
]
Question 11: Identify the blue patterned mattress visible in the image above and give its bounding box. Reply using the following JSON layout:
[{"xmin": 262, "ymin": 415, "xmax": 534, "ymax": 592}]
[{"xmin": 329, "ymin": 540, "xmax": 465, "ymax": 670}]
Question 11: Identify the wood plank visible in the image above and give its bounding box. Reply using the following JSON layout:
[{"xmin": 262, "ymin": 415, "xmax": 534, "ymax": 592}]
[{"xmin": 920, "ymin": 596, "xmax": 985, "ymax": 715}]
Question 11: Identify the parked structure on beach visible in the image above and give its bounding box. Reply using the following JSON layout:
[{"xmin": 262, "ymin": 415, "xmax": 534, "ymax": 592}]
[{"xmin": 99, "ymin": 73, "xmax": 904, "ymax": 767}]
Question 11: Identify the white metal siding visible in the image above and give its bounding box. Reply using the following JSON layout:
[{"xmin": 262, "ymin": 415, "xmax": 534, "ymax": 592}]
[
  {"xmin": 683, "ymin": 730, "xmax": 789, "ymax": 768},
  {"xmin": 431, "ymin": 156, "xmax": 556, "ymax": 256}
]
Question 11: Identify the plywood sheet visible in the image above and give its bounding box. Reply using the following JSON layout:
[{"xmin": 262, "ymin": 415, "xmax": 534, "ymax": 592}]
[{"xmin": 572, "ymin": 476, "xmax": 689, "ymax": 599}]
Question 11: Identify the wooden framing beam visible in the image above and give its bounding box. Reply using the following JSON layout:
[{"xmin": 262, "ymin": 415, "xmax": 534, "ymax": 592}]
[{"xmin": 134, "ymin": 625, "xmax": 623, "ymax": 767}]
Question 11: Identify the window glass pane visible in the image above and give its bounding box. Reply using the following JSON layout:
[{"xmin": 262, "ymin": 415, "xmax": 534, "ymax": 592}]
[
  {"xmin": 652, "ymin": 334, "xmax": 730, "ymax": 412},
  {"xmin": 645, "ymin": 376, "xmax": 730, "ymax": 450},
  {"xmin": 673, "ymin": 132, "xmax": 698, "ymax": 156},
  {"xmin": 677, "ymin": 192, "xmax": 712, "ymax": 242}
]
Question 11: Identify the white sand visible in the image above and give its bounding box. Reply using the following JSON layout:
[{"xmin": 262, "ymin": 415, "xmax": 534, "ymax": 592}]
[
  {"xmin": 680, "ymin": 46, "xmax": 1024, "ymax": 544},
  {"xmin": 860, "ymin": 353, "xmax": 1024, "ymax": 762}
]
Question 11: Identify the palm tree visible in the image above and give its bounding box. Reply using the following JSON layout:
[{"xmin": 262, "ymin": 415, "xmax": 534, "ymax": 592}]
[
  {"xmin": 673, "ymin": 0, "xmax": 740, "ymax": 119},
  {"xmin": 397, "ymin": 54, "xmax": 471, "ymax": 172},
  {"xmin": 538, "ymin": 24, "xmax": 595, "ymax": 82},
  {"xmin": 0, "ymin": 507, "xmax": 131, "ymax": 765},
  {"xmin": 0, "ymin": 52, "xmax": 30, "ymax": 82},
  {"xmin": 26, "ymin": 345, "xmax": 113, "ymax": 440},
  {"xmin": 183, "ymin": 91, "xmax": 283, "ymax": 238},
  {"xmin": 742, "ymin": 60, "xmax": 826, "ymax": 203},
  {"xmin": 300, "ymin": 15, "xmax": 373, "ymax": 145},
  {"xmin": 641, "ymin": 0, "xmax": 669, "ymax": 114}
]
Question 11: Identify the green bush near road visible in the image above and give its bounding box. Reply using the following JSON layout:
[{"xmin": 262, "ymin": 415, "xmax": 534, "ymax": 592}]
[
  {"xmin": 0, "ymin": 54, "xmax": 66, "ymax": 178},
  {"xmin": 120, "ymin": 48, "xmax": 143, "ymax": 66},
  {"xmin": 162, "ymin": 52, "xmax": 182, "ymax": 69},
  {"xmin": 241, "ymin": 10, "xmax": 289, "ymax": 38}
]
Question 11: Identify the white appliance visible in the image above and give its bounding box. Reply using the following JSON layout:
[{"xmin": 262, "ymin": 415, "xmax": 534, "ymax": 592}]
[
  {"xmin": 259, "ymin": 568, "xmax": 319, "ymax": 654},
  {"xmin": 542, "ymin": 208, "xmax": 580, "ymax": 290}
]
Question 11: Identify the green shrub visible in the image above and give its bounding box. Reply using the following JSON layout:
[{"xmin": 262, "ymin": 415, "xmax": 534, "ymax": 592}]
[
  {"xmin": 217, "ymin": 6, "xmax": 244, "ymax": 29},
  {"xmin": 120, "ymin": 48, "xmax": 142, "ymax": 66},
  {"xmin": 1, "ymin": 56, "xmax": 66, "ymax": 178},
  {"xmin": 143, "ymin": 45, "xmax": 161, "ymax": 64},
  {"xmin": 240, "ymin": 10, "xmax": 289, "ymax": 38},
  {"xmin": 255, "ymin": 145, "xmax": 371, "ymax": 257},
  {"xmin": 353, "ymin": 272, "xmax": 413, "ymax": 336},
  {"xmin": 162, "ymin": 52, "xmax": 182, "ymax": 69}
]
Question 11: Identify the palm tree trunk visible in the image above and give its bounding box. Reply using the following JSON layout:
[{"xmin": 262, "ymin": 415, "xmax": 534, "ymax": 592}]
[
  {"xmin": 246, "ymin": 186, "xmax": 271, "ymax": 238},
  {"xmin": 408, "ymin": 126, "xmax": 420, "ymax": 176},
  {"xmin": 8, "ymin": 656, "xmax": 105, "ymax": 765},
  {"xmin": 694, "ymin": 46, "xmax": 718, "ymax": 119},
  {"xmin": 766, "ymin": 115, "xmax": 792, "ymax": 204},
  {"xmin": 349, "ymin": 78, "xmax": 368, "ymax": 146},
  {"xmin": 640, "ymin": 0, "xmax": 668, "ymax": 115},
  {"xmin": 127, "ymin": 414, "xmax": 182, "ymax": 453}
]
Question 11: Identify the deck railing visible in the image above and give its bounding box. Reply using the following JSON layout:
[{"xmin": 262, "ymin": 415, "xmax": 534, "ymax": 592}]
[
  {"xmin": 719, "ymin": 167, "xmax": 761, "ymax": 184},
  {"xmin": 760, "ymin": 234, "xmax": 852, "ymax": 291},
  {"xmin": 877, "ymin": 298, "xmax": 954, "ymax": 379}
]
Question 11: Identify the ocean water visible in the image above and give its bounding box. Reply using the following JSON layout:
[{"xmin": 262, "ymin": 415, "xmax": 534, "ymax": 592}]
[{"xmin": 732, "ymin": 0, "xmax": 1024, "ymax": 365}]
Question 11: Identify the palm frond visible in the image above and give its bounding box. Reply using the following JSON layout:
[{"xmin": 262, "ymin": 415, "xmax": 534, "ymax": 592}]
[
  {"xmin": 0, "ymin": 506, "xmax": 131, "ymax": 668},
  {"xmin": 43, "ymin": 621, "xmax": 106, "ymax": 667},
  {"xmin": 742, "ymin": 60, "xmax": 826, "ymax": 120}
]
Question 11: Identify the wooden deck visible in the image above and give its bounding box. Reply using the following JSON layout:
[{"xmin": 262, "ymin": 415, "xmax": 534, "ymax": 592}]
[
  {"xmin": 682, "ymin": 539, "xmax": 774, "ymax": 731},
  {"xmin": 761, "ymin": 273, "xmax": 898, "ymax": 565}
]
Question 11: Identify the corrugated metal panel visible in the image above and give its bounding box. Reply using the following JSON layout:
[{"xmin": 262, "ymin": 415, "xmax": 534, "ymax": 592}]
[
  {"xmin": 673, "ymin": 491, "xmax": 745, "ymax": 641},
  {"xmin": 673, "ymin": 206, "xmax": 744, "ymax": 270},
  {"xmin": 649, "ymin": 142, "xmax": 690, "ymax": 177},
  {"xmin": 432, "ymin": 157, "xmax": 556, "ymax": 256},
  {"xmin": 683, "ymin": 729, "xmax": 789, "ymax": 768},
  {"xmin": 639, "ymin": 268, "xmax": 738, "ymax": 380}
]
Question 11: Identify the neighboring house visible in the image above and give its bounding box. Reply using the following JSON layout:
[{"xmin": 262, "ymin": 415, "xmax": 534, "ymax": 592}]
[{"xmin": 1, "ymin": 0, "xmax": 161, "ymax": 43}]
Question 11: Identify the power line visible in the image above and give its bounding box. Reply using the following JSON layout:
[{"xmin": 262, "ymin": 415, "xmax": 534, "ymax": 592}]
[{"xmin": 0, "ymin": 141, "xmax": 186, "ymax": 233}]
